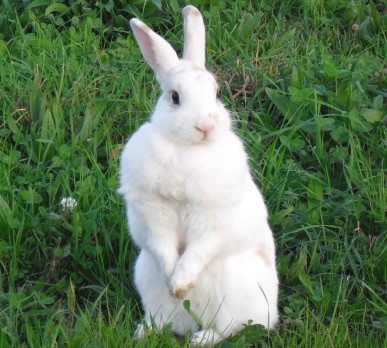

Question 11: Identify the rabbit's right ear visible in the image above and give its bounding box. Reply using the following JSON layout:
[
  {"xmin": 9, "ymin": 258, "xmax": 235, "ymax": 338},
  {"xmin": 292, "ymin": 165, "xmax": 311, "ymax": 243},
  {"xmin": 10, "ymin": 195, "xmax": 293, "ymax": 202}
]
[
  {"xmin": 182, "ymin": 6, "xmax": 205, "ymax": 67},
  {"xmin": 130, "ymin": 18, "xmax": 179, "ymax": 82}
]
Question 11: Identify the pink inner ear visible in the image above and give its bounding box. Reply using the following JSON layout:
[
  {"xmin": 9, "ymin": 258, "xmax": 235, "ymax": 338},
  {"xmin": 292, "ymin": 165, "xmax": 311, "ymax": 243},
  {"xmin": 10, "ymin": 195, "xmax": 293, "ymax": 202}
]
[
  {"xmin": 131, "ymin": 19, "xmax": 180, "ymax": 81},
  {"xmin": 132, "ymin": 26, "xmax": 159, "ymax": 71}
]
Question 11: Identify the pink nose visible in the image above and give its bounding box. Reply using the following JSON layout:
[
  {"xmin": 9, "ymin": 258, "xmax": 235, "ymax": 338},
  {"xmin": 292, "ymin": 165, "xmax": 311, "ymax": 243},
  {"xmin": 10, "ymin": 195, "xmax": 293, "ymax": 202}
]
[{"xmin": 195, "ymin": 123, "xmax": 214, "ymax": 138}]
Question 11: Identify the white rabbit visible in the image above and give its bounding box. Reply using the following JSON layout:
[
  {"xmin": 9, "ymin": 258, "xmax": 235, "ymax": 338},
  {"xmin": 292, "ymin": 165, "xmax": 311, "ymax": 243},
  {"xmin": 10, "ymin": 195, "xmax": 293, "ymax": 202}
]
[{"xmin": 119, "ymin": 5, "xmax": 279, "ymax": 345}]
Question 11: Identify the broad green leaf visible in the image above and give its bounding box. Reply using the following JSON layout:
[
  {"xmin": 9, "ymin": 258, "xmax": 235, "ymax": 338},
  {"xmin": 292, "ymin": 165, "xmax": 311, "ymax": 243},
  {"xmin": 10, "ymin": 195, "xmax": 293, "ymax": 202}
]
[
  {"xmin": 315, "ymin": 115, "xmax": 336, "ymax": 131},
  {"xmin": 265, "ymin": 88, "xmax": 292, "ymax": 118},
  {"xmin": 37, "ymin": 109, "xmax": 56, "ymax": 162},
  {"xmin": 290, "ymin": 67, "xmax": 301, "ymax": 89},
  {"xmin": 123, "ymin": 4, "xmax": 142, "ymax": 17},
  {"xmin": 362, "ymin": 108, "xmax": 383, "ymax": 124},
  {"xmin": 307, "ymin": 178, "xmax": 323, "ymax": 223},
  {"xmin": 29, "ymin": 122, "xmax": 41, "ymax": 163},
  {"xmin": 0, "ymin": 39, "xmax": 7, "ymax": 55},
  {"xmin": 289, "ymin": 86, "xmax": 314, "ymax": 104},
  {"xmin": 308, "ymin": 178, "xmax": 323, "ymax": 202},
  {"xmin": 59, "ymin": 144, "xmax": 71, "ymax": 159},
  {"xmin": 280, "ymin": 136, "xmax": 305, "ymax": 152},
  {"xmin": 20, "ymin": 189, "xmax": 42, "ymax": 205},
  {"xmin": 30, "ymin": 79, "xmax": 45, "ymax": 123},
  {"xmin": 77, "ymin": 103, "xmax": 103, "ymax": 144},
  {"xmin": 369, "ymin": 0, "xmax": 381, "ymax": 30},
  {"xmin": 40, "ymin": 109, "xmax": 55, "ymax": 142},
  {"xmin": 347, "ymin": 109, "xmax": 373, "ymax": 132},
  {"xmin": 45, "ymin": 3, "xmax": 69, "ymax": 16},
  {"xmin": 114, "ymin": 15, "xmax": 130, "ymax": 30},
  {"xmin": 329, "ymin": 146, "xmax": 348, "ymax": 162},
  {"xmin": 26, "ymin": 0, "xmax": 49, "ymax": 10},
  {"xmin": 151, "ymin": 0, "xmax": 162, "ymax": 10},
  {"xmin": 0, "ymin": 195, "xmax": 12, "ymax": 233},
  {"xmin": 54, "ymin": 244, "xmax": 71, "ymax": 258},
  {"xmin": 291, "ymin": 137, "xmax": 305, "ymax": 151},
  {"xmin": 373, "ymin": 95, "xmax": 384, "ymax": 110},
  {"xmin": 104, "ymin": 0, "xmax": 114, "ymax": 12},
  {"xmin": 39, "ymin": 296, "xmax": 55, "ymax": 305},
  {"xmin": 331, "ymin": 126, "xmax": 349, "ymax": 143},
  {"xmin": 314, "ymin": 84, "xmax": 329, "ymax": 97},
  {"xmin": 52, "ymin": 103, "xmax": 65, "ymax": 144},
  {"xmin": 224, "ymin": 323, "xmax": 267, "ymax": 345},
  {"xmin": 239, "ymin": 12, "xmax": 264, "ymax": 39},
  {"xmin": 168, "ymin": 0, "xmax": 180, "ymax": 12},
  {"xmin": 298, "ymin": 268, "xmax": 314, "ymax": 297},
  {"xmin": 54, "ymin": 17, "xmax": 65, "ymax": 26},
  {"xmin": 6, "ymin": 113, "xmax": 20, "ymax": 134},
  {"xmin": 323, "ymin": 58, "xmax": 338, "ymax": 78}
]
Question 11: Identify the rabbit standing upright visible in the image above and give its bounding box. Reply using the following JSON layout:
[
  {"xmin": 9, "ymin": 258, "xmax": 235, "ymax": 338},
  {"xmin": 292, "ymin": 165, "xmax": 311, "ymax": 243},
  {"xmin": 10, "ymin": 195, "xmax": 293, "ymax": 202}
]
[{"xmin": 119, "ymin": 5, "xmax": 279, "ymax": 345}]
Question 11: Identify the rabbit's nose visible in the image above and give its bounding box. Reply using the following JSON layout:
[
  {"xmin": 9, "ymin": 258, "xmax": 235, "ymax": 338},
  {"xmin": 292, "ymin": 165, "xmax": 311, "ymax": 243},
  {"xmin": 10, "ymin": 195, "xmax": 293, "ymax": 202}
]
[{"xmin": 195, "ymin": 123, "xmax": 214, "ymax": 138}]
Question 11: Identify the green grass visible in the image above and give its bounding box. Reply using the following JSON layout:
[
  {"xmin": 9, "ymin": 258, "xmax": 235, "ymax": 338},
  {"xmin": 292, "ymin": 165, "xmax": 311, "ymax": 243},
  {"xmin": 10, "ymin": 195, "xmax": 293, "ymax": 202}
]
[{"xmin": 0, "ymin": 0, "xmax": 386, "ymax": 347}]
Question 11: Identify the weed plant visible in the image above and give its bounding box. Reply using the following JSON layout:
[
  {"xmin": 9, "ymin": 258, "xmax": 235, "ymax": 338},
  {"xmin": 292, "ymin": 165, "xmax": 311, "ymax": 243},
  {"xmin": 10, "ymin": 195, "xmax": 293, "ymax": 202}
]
[{"xmin": 0, "ymin": 0, "xmax": 386, "ymax": 347}]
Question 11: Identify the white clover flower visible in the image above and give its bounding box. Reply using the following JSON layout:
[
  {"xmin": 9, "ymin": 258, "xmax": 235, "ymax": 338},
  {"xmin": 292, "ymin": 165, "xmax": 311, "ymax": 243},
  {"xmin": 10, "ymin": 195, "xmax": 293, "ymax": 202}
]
[{"xmin": 60, "ymin": 197, "xmax": 78, "ymax": 212}]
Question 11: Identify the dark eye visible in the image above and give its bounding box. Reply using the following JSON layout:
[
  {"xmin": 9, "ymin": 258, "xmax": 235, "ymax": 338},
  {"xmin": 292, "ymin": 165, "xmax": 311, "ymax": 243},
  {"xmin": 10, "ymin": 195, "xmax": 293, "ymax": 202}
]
[{"xmin": 171, "ymin": 90, "xmax": 180, "ymax": 105}]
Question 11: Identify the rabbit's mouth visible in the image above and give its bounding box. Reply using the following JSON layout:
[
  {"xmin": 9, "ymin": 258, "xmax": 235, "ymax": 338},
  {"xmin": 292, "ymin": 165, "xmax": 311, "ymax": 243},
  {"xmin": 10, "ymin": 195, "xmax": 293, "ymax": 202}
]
[
  {"xmin": 194, "ymin": 131, "xmax": 216, "ymax": 144},
  {"xmin": 195, "ymin": 127, "xmax": 212, "ymax": 141}
]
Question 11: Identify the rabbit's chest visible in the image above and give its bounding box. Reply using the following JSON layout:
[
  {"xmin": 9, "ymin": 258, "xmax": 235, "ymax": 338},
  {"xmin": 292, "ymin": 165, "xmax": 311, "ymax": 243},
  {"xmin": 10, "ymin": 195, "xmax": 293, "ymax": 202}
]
[
  {"xmin": 154, "ymin": 160, "xmax": 187, "ymax": 201},
  {"xmin": 150, "ymin": 142, "xmax": 241, "ymax": 205}
]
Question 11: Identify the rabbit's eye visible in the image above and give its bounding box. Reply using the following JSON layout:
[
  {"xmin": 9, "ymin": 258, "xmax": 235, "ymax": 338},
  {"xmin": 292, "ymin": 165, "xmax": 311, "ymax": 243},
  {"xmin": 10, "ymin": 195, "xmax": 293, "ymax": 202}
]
[{"xmin": 171, "ymin": 90, "xmax": 180, "ymax": 105}]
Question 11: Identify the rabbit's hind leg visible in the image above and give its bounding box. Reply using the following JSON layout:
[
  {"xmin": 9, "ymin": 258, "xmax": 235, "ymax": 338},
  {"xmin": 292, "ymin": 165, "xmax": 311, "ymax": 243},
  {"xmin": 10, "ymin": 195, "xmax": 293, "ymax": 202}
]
[{"xmin": 134, "ymin": 250, "xmax": 198, "ymax": 336}]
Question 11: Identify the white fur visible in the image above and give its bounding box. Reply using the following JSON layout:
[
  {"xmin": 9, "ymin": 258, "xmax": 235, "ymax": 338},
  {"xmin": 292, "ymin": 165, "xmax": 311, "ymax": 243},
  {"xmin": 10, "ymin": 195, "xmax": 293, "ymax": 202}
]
[
  {"xmin": 119, "ymin": 5, "xmax": 279, "ymax": 345},
  {"xmin": 182, "ymin": 5, "xmax": 206, "ymax": 66}
]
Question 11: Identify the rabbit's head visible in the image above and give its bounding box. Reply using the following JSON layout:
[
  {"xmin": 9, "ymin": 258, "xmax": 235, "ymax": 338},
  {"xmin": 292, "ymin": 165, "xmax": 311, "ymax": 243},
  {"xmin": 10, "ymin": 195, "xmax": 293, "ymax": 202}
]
[{"xmin": 130, "ymin": 6, "xmax": 231, "ymax": 144}]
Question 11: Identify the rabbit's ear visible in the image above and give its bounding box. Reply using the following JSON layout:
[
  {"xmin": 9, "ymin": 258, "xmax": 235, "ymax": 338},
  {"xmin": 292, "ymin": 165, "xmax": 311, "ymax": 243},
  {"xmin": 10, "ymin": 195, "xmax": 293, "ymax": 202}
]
[
  {"xmin": 182, "ymin": 6, "xmax": 205, "ymax": 67},
  {"xmin": 130, "ymin": 18, "xmax": 179, "ymax": 81}
]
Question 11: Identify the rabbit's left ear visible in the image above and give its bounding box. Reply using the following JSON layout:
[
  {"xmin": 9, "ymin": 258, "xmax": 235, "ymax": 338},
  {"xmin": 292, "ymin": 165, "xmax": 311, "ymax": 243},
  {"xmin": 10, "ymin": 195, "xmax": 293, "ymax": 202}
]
[{"xmin": 182, "ymin": 6, "xmax": 205, "ymax": 67}]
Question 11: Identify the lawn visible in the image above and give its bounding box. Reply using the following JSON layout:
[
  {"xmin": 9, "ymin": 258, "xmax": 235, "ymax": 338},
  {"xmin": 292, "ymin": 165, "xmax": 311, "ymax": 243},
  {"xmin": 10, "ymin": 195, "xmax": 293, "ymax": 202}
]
[{"xmin": 0, "ymin": 0, "xmax": 386, "ymax": 347}]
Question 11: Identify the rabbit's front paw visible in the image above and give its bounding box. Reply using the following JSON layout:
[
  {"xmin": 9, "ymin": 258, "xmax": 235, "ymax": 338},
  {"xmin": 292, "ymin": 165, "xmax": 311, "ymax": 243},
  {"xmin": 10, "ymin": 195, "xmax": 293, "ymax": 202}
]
[
  {"xmin": 169, "ymin": 271, "xmax": 196, "ymax": 299},
  {"xmin": 170, "ymin": 281, "xmax": 195, "ymax": 299}
]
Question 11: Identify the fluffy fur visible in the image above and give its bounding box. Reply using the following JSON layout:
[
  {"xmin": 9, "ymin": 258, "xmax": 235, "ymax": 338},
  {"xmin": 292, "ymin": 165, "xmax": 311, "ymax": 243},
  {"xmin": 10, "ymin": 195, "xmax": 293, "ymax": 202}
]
[{"xmin": 119, "ymin": 5, "xmax": 279, "ymax": 345}]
